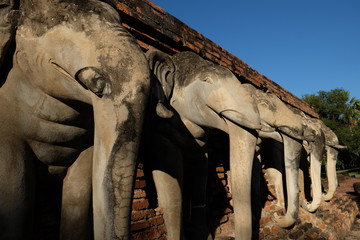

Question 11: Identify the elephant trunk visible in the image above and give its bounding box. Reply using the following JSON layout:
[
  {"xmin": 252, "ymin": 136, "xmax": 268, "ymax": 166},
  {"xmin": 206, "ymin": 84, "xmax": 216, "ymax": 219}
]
[
  {"xmin": 323, "ymin": 146, "xmax": 338, "ymax": 201},
  {"xmin": 273, "ymin": 134, "xmax": 302, "ymax": 228},
  {"xmin": 89, "ymin": 60, "xmax": 150, "ymax": 238},
  {"xmin": 302, "ymin": 136, "xmax": 325, "ymax": 213},
  {"xmin": 91, "ymin": 89, "xmax": 148, "ymax": 239},
  {"xmin": 226, "ymin": 119, "xmax": 257, "ymax": 239},
  {"xmin": 221, "ymin": 110, "xmax": 261, "ymax": 130}
]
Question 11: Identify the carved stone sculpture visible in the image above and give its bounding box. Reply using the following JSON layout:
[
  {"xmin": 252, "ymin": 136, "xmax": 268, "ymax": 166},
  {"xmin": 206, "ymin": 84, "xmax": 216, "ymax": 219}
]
[
  {"xmin": 0, "ymin": 1, "xmax": 150, "ymax": 239},
  {"xmin": 299, "ymin": 114, "xmax": 346, "ymax": 212},
  {"xmin": 321, "ymin": 123, "xmax": 346, "ymax": 201},
  {"xmin": 146, "ymin": 72, "xmax": 211, "ymax": 240},
  {"xmin": 257, "ymin": 103, "xmax": 344, "ymax": 217},
  {"xmin": 297, "ymin": 113, "xmax": 326, "ymax": 213},
  {"xmin": 146, "ymin": 49, "xmax": 262, "ymax": 240},
  {"xmin": 242, "ymin": 84, "xmax": 310, "ymax": 228}
]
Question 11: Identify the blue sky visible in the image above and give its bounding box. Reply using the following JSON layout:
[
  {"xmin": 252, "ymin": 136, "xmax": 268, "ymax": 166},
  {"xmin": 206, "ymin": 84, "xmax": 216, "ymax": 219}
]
[{"xmin": 151, "ymin": 0, "xmax": 360, "ymax": 100}]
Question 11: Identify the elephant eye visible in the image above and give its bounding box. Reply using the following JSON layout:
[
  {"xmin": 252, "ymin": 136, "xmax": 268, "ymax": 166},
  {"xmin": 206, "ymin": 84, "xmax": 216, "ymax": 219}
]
[
  {"xmin": 202, "ymin": 76, "xmax": 213, "ymax": 84},
  {"xmin": 49, "ymin": 59, "xmax": 76, "ymax": 81}
]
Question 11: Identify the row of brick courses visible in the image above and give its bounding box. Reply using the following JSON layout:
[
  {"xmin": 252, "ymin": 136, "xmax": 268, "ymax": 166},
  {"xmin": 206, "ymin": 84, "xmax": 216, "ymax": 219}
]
[
  {"xmin": 109, "ymin": 0, "xmax": 318, "ymax": 117},
  {"xmin": 131, "ymin": 163, "xmax": 167, "ymax": 239}
]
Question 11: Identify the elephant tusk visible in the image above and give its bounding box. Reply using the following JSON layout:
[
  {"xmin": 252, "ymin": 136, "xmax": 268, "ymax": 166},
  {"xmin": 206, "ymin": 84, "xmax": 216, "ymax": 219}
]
[
  {"xmin": 333, "ymin": 144, "xmax": 347, "ymax": 149},
  {"xmin": 220, "ymin": 109, "xmax": 262, "ymax": 130}
]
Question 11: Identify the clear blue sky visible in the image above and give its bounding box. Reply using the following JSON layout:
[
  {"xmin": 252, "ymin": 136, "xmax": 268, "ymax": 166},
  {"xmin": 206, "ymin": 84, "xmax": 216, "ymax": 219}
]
[{"xmin": 151, "ymin": 0, "xmax": 360, "ymax": 100}]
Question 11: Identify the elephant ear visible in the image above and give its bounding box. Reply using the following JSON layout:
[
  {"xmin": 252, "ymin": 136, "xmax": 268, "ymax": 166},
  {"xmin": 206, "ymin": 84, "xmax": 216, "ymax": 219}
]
[
  {"xmin": 0, "ymin": 0, "xmax": 19, "ymax": 67},
  {"xmin": 146, "ymin": 49, "xmax": 176, "ymax": 119},
  {"xmin": 145, "ymin": 49, "xmax": 176, "ymax": 100}
]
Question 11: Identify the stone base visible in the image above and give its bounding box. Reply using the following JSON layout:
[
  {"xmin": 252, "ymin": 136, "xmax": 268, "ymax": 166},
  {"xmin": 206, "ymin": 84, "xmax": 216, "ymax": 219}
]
[
  {"xmin": 258, "ymin": 193, "xmax": 358, "ymax": 240},
  {"xmin": 212, "ymin": 175, "xmax": 360, "ymax": 240}
]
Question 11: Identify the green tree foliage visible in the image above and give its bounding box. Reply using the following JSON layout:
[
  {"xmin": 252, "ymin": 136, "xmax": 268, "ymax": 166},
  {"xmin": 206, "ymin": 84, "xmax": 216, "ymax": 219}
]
[{"xmin": 303, "ymin": 89, "xmax": 360, "ymax": 169}]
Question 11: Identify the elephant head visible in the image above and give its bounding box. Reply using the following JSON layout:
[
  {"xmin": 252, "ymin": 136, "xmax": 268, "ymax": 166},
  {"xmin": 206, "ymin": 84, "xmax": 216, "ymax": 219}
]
[
  {"xmin": 311, "ymin": 120, "xmax": 345, "ymax": 203},
  {"xmin": 242, "ymin": 83, "xmax": 306, "ymax": 141},
  {"xmin": 146, "ymin": 49, "xmax": 261, "ymax": 239},
  {"xmin": 147, "ymin": 49, "xmax": 262, "ymax": 132},
  {"xmin": 238, "ymin": 84, "xmax": 307, "ymax": 228},
  {"xmin": 298, "ymin": 114, "xmax": 326, "ymax": 213},
  {"xmin": 1, "ymin": 0, "xmax": 150, "ymax": 238}
]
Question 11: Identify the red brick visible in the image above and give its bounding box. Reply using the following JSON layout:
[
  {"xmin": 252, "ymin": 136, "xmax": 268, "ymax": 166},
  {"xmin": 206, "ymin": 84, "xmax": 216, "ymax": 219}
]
[
  {"xmin": 132, "ymin": 226, "xmax": 164, "ymax": 239},
  {"xmin": 147, "ymin": 0, "xmax": 166, "ymax": 14},
  {"xmin": 224, "ymin": 208, "xmax": 233, "ymax": 214},
  {"xmin": 133, "ymin": 189, "xmax": 146, "ymax": 199},
  {"xmin": 271, "ymin": 225, "xmax": 281, "ymax": 232},
  {"xmin": 116, "ymin": 3, "xmax": 131, "ymax": 15},
  {"xmin": 148, "ymin": 215, "xmax": 165, "ymax": 226},
  {"xmin": 136, "ymin": 40, "xmax": 150, "ymax": 50},
  {"xmin": 216, "ymin": 173, "xmax": 225, "ymax": 179},
  {"xmin": 131, "ymin": 220, "xmax": 149, "ymax": 232},
  {"xmin": 262, "ymin": 227, "xmax": 271, "ymax": 236},
  {"xmin": 260, "ymin": 216, "xmax": 272, "ymax": 226},
  {"xmin": 136, "ymin": 169, "xmax": 145, "ymax": 178},
  {"xmin": 131, "ymin": 209, "xmax": 155, "ymax": 221},
  {"xmin": 307, "ymin": 231, "xmax": 319, "ymax": 239},
  {"xmin": 158, "ymin": 225, "xmax": 167, "ymax": 234},
  {"xmin": 216, "ymin": 166, "xmax": 225, "ymax": 172},
  {"xmin": 132, "ymin": 199, "xmax": 149, "ymax": 210},
  {"xmin": 134, "ymin": 179, "xmax": 146, "ymax": 189},
  {"xmin": 194, "ymin": 40, "xmax": 204, "ymax": 49}
]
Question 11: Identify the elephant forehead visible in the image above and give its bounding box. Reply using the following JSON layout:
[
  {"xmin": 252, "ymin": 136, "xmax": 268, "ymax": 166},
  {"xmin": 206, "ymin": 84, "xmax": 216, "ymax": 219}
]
[
  {"xmin": 21, "ymin": 0, "xmax": 122, "ymax": 36},
  {"xmin": 255, "ymin": 93, "xmax": 278, "ymax": 112},
  {"xmin": 173, "ymin": 51, "xmax": 231, "ymax": 86},
  {"xmin": 17, "ymin": 25, "xmax": 99, "ymax": 71},
  {"xmin": 44, "ymin": 26, "xmax": 97, "ymax": 56}
]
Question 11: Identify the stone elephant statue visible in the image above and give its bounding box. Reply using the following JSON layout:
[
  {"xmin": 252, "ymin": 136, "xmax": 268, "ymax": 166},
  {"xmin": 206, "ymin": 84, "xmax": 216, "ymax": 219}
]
[
  {"xmin": 299, "ymin": 113, "xmax": 346, "ymax": 213},
  {"xmin": 145, "ymin": 60, "xmax": 211, "ymax": 240},
  {"xmin": 241, "ymin": 84, "xmax": 311, "ymax": 228},
  {"xmin": 146, "ymin": 49, "xmax": 264, "ymax": 240},
  {"xmin": 320, "ymin": 122, "xmax": 346, "ymax": 201},
  {"xmin": 0, "ymin": 0, "xmax": 150, "ymax": 239},
  {"xmin": 257, "ymin": 103, "xmax": 344, "ymax": 216}
]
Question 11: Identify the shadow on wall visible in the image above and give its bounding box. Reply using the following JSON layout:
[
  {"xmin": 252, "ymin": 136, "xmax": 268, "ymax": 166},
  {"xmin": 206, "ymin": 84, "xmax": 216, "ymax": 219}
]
[
  {"xmin": 206, "ymin": 129, "xmax": 232, "ymax": 236},
  {"xmin": 206, "ymin": 130, "xmax": 269, "ymax": 239}
]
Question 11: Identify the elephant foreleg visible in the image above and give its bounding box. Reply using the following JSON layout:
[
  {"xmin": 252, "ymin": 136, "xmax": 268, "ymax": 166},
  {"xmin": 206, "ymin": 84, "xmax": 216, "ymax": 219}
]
[
  {"xmin": 151, "ymin": 136, "xmax": 184, "ymax": 240},
  {"xmin": 186, "ymin": 153, "xmax": 212, "ymax": 240},
  {"xmin": 153, "ymin": 170, "xmax": 184, "ymax": 240},
  {"xmin": 323, "ymin": 146, "xmax": 338, "ymax": 201},
  {"xmin": 266, "ymin": 168, "xmax": 285, "ymax": 208},
  {"xmin": 0, "ymin": 142, "xmax": 34, "ymax": 239},
  {"xmin": 226, "ymin": 121, "xmax": 257, "ymax": 240},
  {"xmin": 60, "ymin": 147, "xmax": 93, "ymax": 240},
  {"xmin": 274, "ymin": 135, "xmax": 302, "ymax": 228},
  {"xmin": 263, "ymin": 139, "xmax": 285, "ymax": 208}
]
